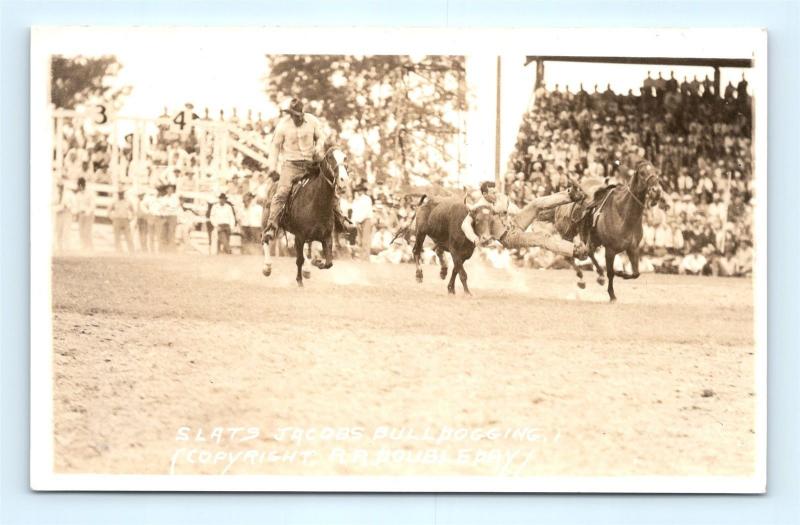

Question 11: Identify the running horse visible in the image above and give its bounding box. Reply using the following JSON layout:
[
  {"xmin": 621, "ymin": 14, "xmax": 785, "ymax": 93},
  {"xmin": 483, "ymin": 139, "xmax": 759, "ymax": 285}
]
[
  {"xmin": 547, "ymin": 160, "xmax": 662, "ymax": 302},
  {"xmin": 261, "ymin": 144, "xmax": 350, "ymax": 287}
]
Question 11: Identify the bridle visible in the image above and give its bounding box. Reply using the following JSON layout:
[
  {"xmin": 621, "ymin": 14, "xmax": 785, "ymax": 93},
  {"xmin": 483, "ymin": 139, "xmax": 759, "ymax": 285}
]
[
  {"xmin": 623, "ymin": 163, "xmax": 659, "ymax": 208},
  {"xmin": 318, "ymin": 146, "xmax": 341, "ymax": 189}
]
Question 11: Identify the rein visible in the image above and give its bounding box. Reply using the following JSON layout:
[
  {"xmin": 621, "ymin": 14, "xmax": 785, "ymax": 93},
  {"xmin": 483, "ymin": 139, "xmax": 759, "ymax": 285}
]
[
  {"xmin": 318, "ymin": 147, "xmax": 339, "ymax": 190},
  {"xmin": 622, "ymin": 168, "xmax": 658, "ymax": 209}
]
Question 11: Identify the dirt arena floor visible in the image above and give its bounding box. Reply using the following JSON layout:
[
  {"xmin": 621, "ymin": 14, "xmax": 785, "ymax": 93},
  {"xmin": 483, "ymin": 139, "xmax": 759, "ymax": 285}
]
[{"xmin": 51, "ymin": 254, "xmax": 757, "ymax": 478}]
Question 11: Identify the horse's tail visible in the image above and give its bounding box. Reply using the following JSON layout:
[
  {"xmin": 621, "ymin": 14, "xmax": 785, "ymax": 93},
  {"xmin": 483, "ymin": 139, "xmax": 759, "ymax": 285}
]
[{"xmin": 391, "ymin": 194, "xmax": 427, "ymax": 244}]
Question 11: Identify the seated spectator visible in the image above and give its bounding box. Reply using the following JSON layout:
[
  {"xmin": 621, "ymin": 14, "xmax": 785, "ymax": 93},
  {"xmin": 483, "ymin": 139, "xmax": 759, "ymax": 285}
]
[
  {"xmin": 733, "ymin": 240, "xmax": 754, "ymax": 276},
  {"xmin": 679, "ymin": 244, "xmax": 708, "ymax": 276}
]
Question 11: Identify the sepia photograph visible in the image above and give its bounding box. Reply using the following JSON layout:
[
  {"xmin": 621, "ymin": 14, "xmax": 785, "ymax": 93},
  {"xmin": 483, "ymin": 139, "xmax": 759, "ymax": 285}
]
[{"xmin": 29, "ymin": 27, "xmax": 766, "ymax": 492}]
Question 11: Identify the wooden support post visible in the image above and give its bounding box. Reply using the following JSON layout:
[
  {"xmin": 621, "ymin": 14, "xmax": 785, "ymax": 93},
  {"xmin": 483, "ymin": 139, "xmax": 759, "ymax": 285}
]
[{"xmin": 494, "ymin": 56, "xmax": 502, "ymax": 193}]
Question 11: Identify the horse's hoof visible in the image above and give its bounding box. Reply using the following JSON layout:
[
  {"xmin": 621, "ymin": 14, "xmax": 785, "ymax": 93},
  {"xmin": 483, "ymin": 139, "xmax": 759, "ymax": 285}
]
[
  {"xmin": 415, "ymin": 271, "xmax": 423, "ymax": 283},
  {"xmin": 447, "ymin": 287, "xmax": 455, "ymax": 295},
  {"xmin": 597, "ymin": 276, "xmax": 606, "ymax": 286},
  {"xmin": 439, "ymin": 269, "xmax": 448, "ymax": 280},
  {"xmin": 311, "ymin": 259, "xmax": 324, "ymax": 269},
  {"xmin": 322, "ymin": 262, "xmax": 333, "ymax": 270},
  {"xmin": 296, "ymin": 280, "xmax": 304, "ymax": 288},
  {"xmin": 577, "ymin": 281, "xmax": 586, "ymax": 289},
  {"xmin": 609, "ymin": 297, "xmax": 616, "ymax": 304},
  {"xmin": 302, "ymin": 270, "xmax": 311, "ymax": 279},
  {"xmin": 262, "ymin": 265, "xmax": 272, "ymax": 277}
]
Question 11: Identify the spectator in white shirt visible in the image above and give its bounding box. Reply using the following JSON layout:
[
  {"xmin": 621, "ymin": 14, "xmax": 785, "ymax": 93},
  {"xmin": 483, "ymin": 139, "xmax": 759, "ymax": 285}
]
[
  {"xmin": 135, "ymin": 192, "xmax": 151, "ymax": 252},
  {"xmin": 676, "ymin": 168, "xmax": 693, "ymax": 192},
  {"xmin": 240, "ymin": 192, "xmax": 263, "ymax": 254},
  {"xmin": 680, "ymin": 245, "xmax": 708, "ymax": 275},
  {"xmin": 74, "ymin": 177, "xmax": 95, "ymax": 250},
  {"xmin": 653, "ymin": 222, "xmax": 673, "ymax": 256},
  {"xmin": 108, "ymin": 191, "xmax": 136, "ymax": 254},
  {"xmin": 160, "ymin": 184, "xmax": 182, "ymax": 252},
  {"xmin": 210, "ymin": 193, "xmax": 237, "ymax": 254},
  {"xmin": 53, "ymin": 180, "xmax": 76, "ymax": 252},
  {"xmin": 670, "ymin": 220, "xmax": 685, "ymax": 254},
  {"xmin": 350, "ymin": 186, "xmax": 374, "ymax": 260}
]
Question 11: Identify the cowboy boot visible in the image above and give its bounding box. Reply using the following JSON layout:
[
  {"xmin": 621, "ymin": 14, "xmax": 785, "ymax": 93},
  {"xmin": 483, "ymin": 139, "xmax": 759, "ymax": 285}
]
[
  {"xmin": 331, "ymin": 194, "xmax": 357, "ymax": 239},
  {"xmin": 568, "ymin": 183, "xmax": 585, "ymax": 203},
  {"xmin": 573, "ymin": 239, "xmax": 589, "ymax": 259}
]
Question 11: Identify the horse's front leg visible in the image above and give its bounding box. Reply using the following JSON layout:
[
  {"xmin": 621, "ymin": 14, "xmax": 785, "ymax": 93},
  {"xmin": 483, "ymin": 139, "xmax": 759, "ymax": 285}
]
[
  {"xmin": 295, "ymin": 237, "xmax": 306, "ymax": 287},
  {"xmin": 572, "ymin": 240, "xmax": 586, "ymax": 289},
  {"xmin": 616, "ymin": 247, "xmax": 641, "ymax": 280},
  {"xmin": 261, "ymin": 209, "xmax": 273, "ymax": 277},
  {"xmin": 320, "ymin": 234, "xmax": 334, "ymax": 269},
  {"xmin": 588, "ymin": 251, "xmax": 605, "ymax": 285},
  {"xmin": 605, "ymin": 249, "xmax": 617, "ymax": 303}
]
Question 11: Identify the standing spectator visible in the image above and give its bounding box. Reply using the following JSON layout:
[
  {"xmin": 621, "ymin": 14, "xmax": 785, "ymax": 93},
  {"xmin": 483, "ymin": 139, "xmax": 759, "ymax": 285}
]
[
  {"xmin": 737, "ymin": 74, "xmax": 749, "ymax": 101},
  {"xmin": 144, "ymin": 190, "xmax": 162, "ymax": 252},
  {"xmin": 108, "ymin": 191, "xmax": 135, "ymax": 254},
  {"xmin": 210, "ymin": 193, "xmax": 236, "ymax": 254},
  {"xmin": 642, "ymin": 71, "xmax": 655, "ymax": 97},
  {"xmin": 150, "ymin": 186, "xmax": 167, "ymax": 253},
  {"xmin": 677, "ymin": 167, "xmax": 694, "ymax": 193},
  {"xmin": 135, "ymin": 192, "xmax": 150, "ymax": 252},
  {"xmin": 161, "ymin": 184, "xmax": 181, "ymax": 252},
  {"xmin": 74, "ymin": 177, "xmax": 95, "ymax": 250},
  {"xmin": 53, "ymin": 180, "xmax": 76, "ymax": 252},
  {"xmin": 689, "ymin": 75, "xmax": 701, "ymax": 96},
  {"xmin": 666, "ymin": 71, "xmax": 679, "ymax": 93},
  {"xmin": 724, "ymin": 81, "xmax": 735, "ymax": 100},
  {"xmin": 64, "ymin": 148, "xmax": 86, "ymax": 182},
  {"xmin": 350, "ymin": 185, "xmax": 374, "ymax": 260},
  {"xmin": 680, "ymin": 76, "xmax": 691, "ymax": 96},
  {"xmin": 695, "ymin": 170, "xmax": 715, "ymax": 201},
  {"xmin": 240, "ymin": 192, "xmax": 263, "ymax": 254}
]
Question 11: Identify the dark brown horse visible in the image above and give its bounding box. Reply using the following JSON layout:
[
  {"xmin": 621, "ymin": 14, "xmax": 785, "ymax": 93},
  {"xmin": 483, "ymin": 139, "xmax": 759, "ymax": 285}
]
[
  {"xmin": 261, "ymin": 145, "xmax": 349, "ymax": 287},
  {"xmin": 411, "ymin": 196, "xmax": 504, "ymax": 295},
  {"xmin": 545, "ymin": 161, "xmax": 662, "ymax": 302}
]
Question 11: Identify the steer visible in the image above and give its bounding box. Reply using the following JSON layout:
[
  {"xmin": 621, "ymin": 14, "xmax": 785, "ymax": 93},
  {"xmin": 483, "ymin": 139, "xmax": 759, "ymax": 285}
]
[{"xmin": 411, "ymin": 196, "xmax": 503, "ymax": 295}]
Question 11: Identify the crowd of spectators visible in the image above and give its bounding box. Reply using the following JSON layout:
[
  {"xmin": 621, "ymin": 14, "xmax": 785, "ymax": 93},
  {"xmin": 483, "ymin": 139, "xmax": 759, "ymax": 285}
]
[
  {"xmin": 505, "ymin": 70, "xmax": 754, "ymax": 277},
  {"xmin": 53, "ymin": 70, "xmax": 756, "ymax": 278},
  {"xmin": 52, "ymin": 102, "xmax": 421, "ymax": 259}
]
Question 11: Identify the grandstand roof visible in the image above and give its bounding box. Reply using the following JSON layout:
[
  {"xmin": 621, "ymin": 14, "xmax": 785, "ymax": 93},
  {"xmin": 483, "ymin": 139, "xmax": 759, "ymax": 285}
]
[{"xmin": 524, "ymin": 56, "xmax": 753, "ymax": 68}]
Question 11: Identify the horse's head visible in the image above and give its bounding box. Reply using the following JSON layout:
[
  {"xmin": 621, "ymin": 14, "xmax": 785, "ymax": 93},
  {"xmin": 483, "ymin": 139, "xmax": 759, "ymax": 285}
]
[
  {"xmin": 470, "ymin": 205, "xmax": 506, "ymax": 246},
  {"xmin": 320, "ymin": 145, "xmax": 350, "ymax": 189},
  {"xmin": 633, "ymin": 160, "xmax": 662, "ymax": 207}
]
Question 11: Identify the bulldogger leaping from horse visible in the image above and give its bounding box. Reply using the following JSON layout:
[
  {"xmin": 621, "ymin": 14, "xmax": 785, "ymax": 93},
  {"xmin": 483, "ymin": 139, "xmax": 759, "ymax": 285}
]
[
  {"xmin": 461, "ymin": 181, "xmax": 589, "ymax": 259},
  {"xmin": 541, "ymin": 159, "xmax": 663, "ymax": 302}
]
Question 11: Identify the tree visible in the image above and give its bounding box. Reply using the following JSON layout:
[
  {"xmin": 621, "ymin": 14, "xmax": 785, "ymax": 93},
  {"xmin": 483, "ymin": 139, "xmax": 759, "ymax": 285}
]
[
  {"xmin": 50, "ymin": 55, "xmax": 131, "ymax": 110},
  {"xmin": 265, "ymin": 55, "xmax": 467, "ymax": 186}
]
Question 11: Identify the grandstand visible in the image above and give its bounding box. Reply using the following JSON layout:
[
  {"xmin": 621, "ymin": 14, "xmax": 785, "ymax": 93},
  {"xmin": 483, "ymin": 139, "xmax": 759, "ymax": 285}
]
[{"xmin": 504, "ymin": 60, "xmax": 754, "ymax": 277}]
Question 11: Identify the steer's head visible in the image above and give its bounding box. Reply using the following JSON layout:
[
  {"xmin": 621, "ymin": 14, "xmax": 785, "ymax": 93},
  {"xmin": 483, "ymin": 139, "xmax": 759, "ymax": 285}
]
[{"xmin": 470, "ymin": 205, "xmax": 506, "ymax": 246}]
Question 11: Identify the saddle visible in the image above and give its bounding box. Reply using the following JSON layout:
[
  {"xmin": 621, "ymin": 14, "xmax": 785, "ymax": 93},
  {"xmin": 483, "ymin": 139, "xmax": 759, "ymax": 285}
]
[
  {"xmin": 571, "ymin": 177, "xmax": 617, "ymax": 232},
  {"xmin": 277, "ymin": 162, "xmax": 320, "ymax": 228}
]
